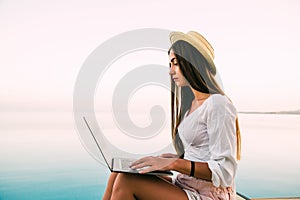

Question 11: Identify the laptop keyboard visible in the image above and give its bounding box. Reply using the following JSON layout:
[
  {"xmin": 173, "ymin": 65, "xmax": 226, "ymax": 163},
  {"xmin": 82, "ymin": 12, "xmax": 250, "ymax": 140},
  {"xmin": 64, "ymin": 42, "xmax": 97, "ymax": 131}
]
[{"xmin": 120, "ymin": 159, "xmax": 134, "ymax": 170}]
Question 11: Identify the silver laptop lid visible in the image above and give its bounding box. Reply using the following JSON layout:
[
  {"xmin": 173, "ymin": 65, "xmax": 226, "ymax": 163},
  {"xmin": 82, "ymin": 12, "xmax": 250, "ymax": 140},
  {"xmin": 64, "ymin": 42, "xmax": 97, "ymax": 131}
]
[{"xmin": 83, "ymin": 116, "xmax": 113, "ymax": 170}]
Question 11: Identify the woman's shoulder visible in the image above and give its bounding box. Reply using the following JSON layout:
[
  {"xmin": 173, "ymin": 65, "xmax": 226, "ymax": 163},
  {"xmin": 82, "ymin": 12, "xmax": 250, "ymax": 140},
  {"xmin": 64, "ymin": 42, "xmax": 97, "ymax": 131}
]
[
  {"xmin": 208, "ymin": 93, "xmax": 230, "ymax": 105},
  {"xmin": 207, "ymin": 94, "xmax": 236, "ymax": 113}
]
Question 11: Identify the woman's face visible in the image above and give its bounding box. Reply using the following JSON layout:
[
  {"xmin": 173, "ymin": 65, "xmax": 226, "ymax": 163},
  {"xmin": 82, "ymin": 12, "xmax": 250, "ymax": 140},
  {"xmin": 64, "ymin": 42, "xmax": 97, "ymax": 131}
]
[{"xmin": 169, "ymin": 49, "xmax": 188, "ymax": 87}]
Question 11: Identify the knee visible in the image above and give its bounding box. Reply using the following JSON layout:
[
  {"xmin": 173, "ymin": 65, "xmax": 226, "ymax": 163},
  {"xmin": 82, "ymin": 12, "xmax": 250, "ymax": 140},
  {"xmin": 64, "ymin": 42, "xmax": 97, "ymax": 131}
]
[
  {"xmin": 111, "ymin": 173, "xmax": 138, "ymax": 199},
  {"xmin": 112, "ymin": 173, "xmax": 134, "ymax": 193},
  {"xmin": 114, "ymin": 173, "xmax": 135, "ymax": 187}
]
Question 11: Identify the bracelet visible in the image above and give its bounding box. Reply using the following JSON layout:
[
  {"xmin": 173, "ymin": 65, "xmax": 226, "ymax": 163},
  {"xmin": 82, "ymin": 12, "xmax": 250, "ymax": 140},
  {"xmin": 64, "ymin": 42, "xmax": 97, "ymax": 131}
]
[{"xmin": 190, "ymin": 161, "xmax": 195, "ymax": 177}]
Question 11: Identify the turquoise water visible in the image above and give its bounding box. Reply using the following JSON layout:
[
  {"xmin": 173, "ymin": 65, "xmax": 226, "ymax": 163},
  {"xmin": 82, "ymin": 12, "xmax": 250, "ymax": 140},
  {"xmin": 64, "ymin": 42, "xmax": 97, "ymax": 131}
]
[
  {"xmin": 0, "ymin": 112, "xmax": 110, "ymax": 200},
  {"xmin": 236, "ymin": 114, "xmax": 300, "ymax": 198},
  {"xmin": 0, "ymin": 113, "xmax": 299, "ymax": 199},
  {"xmin": 0, "ymin": 129, "xmax": 110, "ymax": 199}
]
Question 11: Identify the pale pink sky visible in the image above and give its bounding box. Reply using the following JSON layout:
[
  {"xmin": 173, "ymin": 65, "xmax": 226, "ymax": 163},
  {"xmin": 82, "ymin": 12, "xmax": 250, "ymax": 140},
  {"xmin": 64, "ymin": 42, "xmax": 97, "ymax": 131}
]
[{"xmin": 0, "ymin": 0, "xmax": 300, "ymax": 112}]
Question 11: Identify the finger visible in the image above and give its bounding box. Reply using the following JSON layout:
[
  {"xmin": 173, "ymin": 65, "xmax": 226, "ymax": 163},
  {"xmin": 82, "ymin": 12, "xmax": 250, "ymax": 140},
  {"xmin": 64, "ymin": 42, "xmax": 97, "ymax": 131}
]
[
  {"xmin": 130, "ymin": 162, "xmax": 149, "ymax": 170},
  {"xmin": 131, "ymin": 159, "xmax": 153, "ymax": 170},
  {"xmin": 130, "ymin": 156, "xmax": 153, "ymax": 167},
  {"xmin": 130, "ymin": 158, "xmax": 146, "ymax": 167},
  {"xmin": 139, "ymin": 166, "xmax": 155, "ymax": 174}
]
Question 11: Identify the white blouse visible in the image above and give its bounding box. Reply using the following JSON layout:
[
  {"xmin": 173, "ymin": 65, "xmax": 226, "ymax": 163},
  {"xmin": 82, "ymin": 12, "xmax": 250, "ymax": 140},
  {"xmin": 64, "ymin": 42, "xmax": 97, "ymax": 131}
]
[{"xmin": 178, "ymin": 94, "xmax": 238, "ymax": 188}]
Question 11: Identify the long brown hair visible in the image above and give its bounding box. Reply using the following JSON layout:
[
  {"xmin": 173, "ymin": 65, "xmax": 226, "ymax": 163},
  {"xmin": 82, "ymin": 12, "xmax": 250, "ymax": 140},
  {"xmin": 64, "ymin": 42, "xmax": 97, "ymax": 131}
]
[{"xmin": 169, "ymin": 40, "xmax": 241, "ymax": 160}]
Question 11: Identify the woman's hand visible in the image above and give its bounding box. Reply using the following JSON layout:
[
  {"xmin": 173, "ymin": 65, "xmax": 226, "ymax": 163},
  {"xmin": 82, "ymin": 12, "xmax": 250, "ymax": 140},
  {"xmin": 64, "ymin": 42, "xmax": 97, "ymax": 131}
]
[
  {"xmin": 159, "ymin": 153, "xmax": 179, "ymax": 158},
  {"xmin": 130, "ymin": 154, "xmax": 179, "ymax": 174}
]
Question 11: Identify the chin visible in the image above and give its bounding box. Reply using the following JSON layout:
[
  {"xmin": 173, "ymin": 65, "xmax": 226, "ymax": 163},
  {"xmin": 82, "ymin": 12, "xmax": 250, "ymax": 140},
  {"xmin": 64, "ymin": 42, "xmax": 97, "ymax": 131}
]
[{"xmin": 175, "ymin": 82, "xmax": 187, "ymax": 87}]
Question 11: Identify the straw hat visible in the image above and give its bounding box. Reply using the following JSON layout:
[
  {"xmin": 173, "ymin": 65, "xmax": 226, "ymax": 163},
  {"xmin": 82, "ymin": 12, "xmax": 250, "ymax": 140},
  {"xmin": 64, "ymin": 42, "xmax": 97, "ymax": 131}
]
[{"xmin": 169, "ymin": 31, "xmax": 216, "ymax": 75}]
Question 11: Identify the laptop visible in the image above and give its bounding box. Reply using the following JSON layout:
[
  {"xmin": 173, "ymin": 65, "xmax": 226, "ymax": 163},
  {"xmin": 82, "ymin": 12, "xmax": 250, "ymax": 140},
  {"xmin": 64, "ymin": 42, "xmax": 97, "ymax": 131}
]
[{"xmin": 83, "ymin": 116, "xmax": 173, "ymax": 176}]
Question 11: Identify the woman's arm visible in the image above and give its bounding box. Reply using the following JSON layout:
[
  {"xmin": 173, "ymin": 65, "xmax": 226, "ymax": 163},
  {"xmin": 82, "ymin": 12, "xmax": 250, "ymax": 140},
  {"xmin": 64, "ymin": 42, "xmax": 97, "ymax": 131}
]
[
  {"xmin": 171, "ymin": 159, "xmax": 212, "ymax": 181},
  {"xmin": 131, "ymin": 155, "xmax": 212, "ymax": 181},
  {"xmin": 205, "ymin": 97, "xmax": 238, "ymax": 187}
]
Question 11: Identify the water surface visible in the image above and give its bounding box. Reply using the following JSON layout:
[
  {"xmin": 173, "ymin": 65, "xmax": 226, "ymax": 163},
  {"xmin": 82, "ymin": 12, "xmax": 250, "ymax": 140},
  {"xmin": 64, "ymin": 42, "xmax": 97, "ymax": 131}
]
[{"xmin": 1, "ymin": 112, "xmax": 299, "ymax": 199}]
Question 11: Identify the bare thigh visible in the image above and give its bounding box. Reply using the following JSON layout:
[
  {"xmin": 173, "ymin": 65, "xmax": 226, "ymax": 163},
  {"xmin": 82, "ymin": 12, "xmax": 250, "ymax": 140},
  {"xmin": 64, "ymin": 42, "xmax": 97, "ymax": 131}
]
[{"xmin": 111, "ymin": 173, "xmax": 188, "ymax": 200}]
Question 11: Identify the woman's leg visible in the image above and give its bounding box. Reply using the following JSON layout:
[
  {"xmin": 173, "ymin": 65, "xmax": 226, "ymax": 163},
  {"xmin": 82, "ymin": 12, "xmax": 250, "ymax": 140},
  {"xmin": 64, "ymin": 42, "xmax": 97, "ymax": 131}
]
[
  {"xmin": 110, "ymin": 173, "xmax": 188, "ymax": 200},
  {"xmin": 103, "ymin": 172, "xmax": 119, "ymax": 200}
]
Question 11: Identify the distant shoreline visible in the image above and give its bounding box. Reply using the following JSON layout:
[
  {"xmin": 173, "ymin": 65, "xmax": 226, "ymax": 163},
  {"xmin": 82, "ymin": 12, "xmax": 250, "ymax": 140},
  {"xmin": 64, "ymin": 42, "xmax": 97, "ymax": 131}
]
[{"xmin": 238, "ymin": 111, "xmax": 300, "ymax": 115}]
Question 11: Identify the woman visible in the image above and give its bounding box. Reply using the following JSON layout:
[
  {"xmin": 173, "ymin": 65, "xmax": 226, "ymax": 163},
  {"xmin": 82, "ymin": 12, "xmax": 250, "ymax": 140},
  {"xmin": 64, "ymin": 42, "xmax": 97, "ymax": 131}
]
[{"xmin": 103, "ymin": 31, "xmax": 241, "ymax": 200}]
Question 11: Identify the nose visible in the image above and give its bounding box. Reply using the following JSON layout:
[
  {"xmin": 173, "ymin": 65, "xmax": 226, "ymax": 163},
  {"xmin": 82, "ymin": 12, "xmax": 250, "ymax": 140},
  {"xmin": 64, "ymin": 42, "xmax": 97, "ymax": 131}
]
[{"xmin": 169, "ymin": 65, "xmax": 175, "ymax": 76}]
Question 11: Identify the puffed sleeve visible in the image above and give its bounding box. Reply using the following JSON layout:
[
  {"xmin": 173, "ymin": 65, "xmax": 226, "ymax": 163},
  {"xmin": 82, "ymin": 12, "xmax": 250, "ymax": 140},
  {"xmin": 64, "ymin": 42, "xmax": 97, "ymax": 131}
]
[{"xmin": 206, "ymin": 95, "xmax": 238, "ymax": 187}]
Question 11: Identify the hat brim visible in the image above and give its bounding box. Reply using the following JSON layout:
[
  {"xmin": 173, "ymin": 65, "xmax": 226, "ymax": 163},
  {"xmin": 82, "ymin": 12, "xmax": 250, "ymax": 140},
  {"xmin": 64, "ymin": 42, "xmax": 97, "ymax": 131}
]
[{"xmin": 169, "ymin": 31, "xmax": 216, "ymax": 75}]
